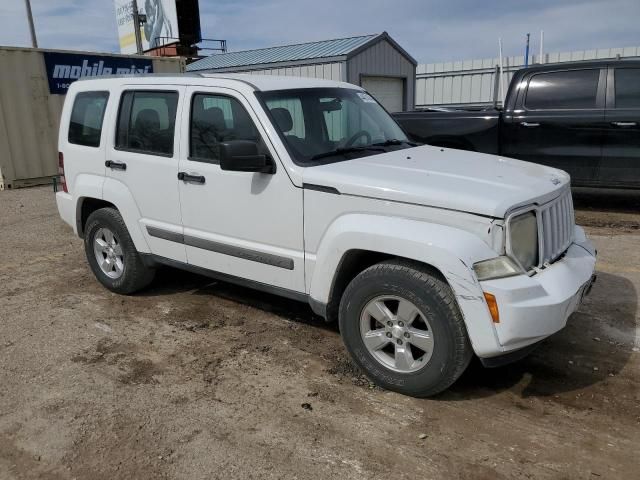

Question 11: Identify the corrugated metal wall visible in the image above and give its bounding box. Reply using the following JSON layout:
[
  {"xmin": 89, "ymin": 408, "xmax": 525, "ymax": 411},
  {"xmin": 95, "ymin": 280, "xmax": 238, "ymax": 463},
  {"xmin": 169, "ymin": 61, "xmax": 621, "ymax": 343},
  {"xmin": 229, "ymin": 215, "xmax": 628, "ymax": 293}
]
[
  {"xmin": 348, "ymin": 39, "xmax": 416, "ymax": 111},
  {"xmin": 416, "ymin": 45, "xmax": 640, "ymax": 108},
  {"xmin": 223, "ymin": 62, "xmax": 345, "ymax": 81},
  {"xmin": 0, "ymin": 46, "xmax": 183, "ymax": 189},
  {"xmin": 0, "ymin": 48, "xmax": 63, "ymax": 188}
]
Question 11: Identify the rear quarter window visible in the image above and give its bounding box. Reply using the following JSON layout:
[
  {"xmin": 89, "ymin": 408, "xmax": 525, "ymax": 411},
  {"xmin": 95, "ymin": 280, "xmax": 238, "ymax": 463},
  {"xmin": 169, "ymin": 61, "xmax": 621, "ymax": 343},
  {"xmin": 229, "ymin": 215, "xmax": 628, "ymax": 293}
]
[
  {"xmin": 525, "ymin": 69, "xmax": 600, "ymax": 110},
  {"xmin": 614, "ymin": 68, "xmax": 640, "ymax": 108},
  {"xmin": 68, "ymin": 91, "xmax": 109, "ymax": 147}
]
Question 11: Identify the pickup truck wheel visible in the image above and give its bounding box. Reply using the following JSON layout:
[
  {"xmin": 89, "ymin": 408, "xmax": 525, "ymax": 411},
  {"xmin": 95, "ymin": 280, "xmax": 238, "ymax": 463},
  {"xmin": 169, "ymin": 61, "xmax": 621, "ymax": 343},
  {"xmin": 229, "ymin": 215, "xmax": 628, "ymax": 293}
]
[
  {"xmin": 84, "ymin": 208, "xmax": 155, "ymax": 294},
  {"xmin": 339, "ymin": 260, "xmax": 472, "ymax": 397}
]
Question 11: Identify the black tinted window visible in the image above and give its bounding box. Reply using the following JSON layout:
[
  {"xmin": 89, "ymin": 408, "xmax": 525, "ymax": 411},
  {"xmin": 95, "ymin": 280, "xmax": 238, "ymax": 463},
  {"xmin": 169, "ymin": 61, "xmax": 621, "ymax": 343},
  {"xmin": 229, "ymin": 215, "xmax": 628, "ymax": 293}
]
[
  {"xmin": 116, "ymin": 90, "xmax": 178, "ymax": 155},
  {"xmin": 525, "ymin": 69, "xmax": 600, "ymax": 109},
  {"xmin": 190, "ymin": 94, "xmax": 261, "ymax": 162},
  {"xmin": 68, "ymin": 91, "xmax": 109, "ymax": 147},
  {"xmin": 615, "ymin": 68, "xmax": 640, "ymax": 108}
]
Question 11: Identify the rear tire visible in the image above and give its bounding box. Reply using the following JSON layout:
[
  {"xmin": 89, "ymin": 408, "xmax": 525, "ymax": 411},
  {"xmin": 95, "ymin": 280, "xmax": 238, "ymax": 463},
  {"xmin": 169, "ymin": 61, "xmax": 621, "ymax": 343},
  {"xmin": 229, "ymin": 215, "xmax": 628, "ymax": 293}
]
[
  {"xmin": 84, "ymin": 208, "xmax": 155, "ymax": 294},
  {"xmin": 338, "ymin": 259, "xmax": 472, "ymax": 397}
]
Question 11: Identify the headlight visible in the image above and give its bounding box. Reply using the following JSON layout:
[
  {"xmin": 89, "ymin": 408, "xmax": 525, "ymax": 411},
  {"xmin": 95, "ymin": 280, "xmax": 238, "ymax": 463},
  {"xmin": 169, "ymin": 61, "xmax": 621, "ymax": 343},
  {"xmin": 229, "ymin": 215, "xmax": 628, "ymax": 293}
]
[
  {"xmin": 474, "ymin": 256, "xmax": 523, "ymax": 281},
  {"xmin": 509, "ymin": 211, "xmax": 539, "ymax": 271}
]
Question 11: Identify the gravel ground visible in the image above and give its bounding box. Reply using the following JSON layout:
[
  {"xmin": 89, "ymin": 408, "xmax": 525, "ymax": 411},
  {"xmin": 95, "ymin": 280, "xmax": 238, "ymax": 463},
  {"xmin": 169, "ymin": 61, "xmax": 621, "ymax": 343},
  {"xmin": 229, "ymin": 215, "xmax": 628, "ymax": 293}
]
[{"xmin": 0, "ymin": 186, "xmax": 638, "ymax": 480}]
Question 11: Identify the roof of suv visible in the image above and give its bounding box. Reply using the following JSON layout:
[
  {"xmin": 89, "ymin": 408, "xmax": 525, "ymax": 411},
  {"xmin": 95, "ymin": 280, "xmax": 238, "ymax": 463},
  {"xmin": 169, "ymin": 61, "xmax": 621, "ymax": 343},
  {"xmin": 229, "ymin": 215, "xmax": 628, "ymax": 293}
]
[{"xmin": 74, "ymin": 73, "xmax": 359, "ymax": 92}]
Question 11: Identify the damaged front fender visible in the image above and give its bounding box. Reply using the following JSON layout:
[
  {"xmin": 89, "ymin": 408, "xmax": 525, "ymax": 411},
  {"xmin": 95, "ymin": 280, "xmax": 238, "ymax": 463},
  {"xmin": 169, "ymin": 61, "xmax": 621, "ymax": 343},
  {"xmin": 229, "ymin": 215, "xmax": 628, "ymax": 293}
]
[{"xmin": 308, "ymin": 214, "xmax": 504, "ymax": 357}]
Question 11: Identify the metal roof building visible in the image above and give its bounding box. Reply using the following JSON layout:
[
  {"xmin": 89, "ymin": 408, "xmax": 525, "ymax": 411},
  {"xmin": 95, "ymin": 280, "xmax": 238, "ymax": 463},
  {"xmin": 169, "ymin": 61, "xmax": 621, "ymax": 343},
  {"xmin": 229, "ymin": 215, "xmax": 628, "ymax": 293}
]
[{"xmin": 187, "ymin": 32, "xmax": 417, "ymax": 112}]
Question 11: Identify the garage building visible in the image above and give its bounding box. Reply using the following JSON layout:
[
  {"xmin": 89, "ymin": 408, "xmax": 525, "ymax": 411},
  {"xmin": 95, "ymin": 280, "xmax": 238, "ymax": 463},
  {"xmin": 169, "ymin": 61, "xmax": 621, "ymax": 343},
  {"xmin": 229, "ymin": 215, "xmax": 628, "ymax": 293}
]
[{"xmin": 186, "ymin": 32, "xmax": 417, "ymax": 112}]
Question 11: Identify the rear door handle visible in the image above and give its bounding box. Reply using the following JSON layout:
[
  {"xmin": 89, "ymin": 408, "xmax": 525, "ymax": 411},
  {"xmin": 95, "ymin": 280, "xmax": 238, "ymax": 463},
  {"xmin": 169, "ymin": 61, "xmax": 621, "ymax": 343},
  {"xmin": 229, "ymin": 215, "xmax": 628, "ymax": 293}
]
[
  {"xmin": 520, "ymin": 122, "xmax": 540, "ymax": 128},
  {"xmin": 611, "ymin": 121, "xmax": 637, "ymax": 127},
  {"xmin": 105, "ymin": 160, "xmax": 126, "ymax": 171},
  {"xmin": 178, "ymin": 172, "xmax": 206, "ymax": 184}
]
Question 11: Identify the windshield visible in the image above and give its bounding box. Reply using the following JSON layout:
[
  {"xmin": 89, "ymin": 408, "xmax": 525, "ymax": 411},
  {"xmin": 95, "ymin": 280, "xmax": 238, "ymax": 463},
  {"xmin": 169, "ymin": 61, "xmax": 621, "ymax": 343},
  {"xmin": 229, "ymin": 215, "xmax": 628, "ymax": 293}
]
[{"xmin": 257, "ymin": 88, "xmax": 412, "ymax": 165}]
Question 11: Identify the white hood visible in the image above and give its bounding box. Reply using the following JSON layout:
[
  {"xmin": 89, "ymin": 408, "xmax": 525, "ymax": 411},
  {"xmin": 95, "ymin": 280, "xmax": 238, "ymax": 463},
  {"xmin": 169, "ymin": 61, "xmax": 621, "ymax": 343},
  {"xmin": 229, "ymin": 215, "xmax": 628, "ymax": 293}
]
[{"xmin": 302, "ymin": 145, "xmax": 570, "ymax": 218}]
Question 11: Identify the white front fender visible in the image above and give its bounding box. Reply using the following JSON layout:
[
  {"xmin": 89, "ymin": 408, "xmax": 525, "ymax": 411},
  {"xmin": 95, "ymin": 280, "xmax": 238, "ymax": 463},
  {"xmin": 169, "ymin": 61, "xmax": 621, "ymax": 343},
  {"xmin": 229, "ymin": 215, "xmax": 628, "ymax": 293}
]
[{"xmin": 308, "ymin": 214, "xmax": 502, "ymax": 357}]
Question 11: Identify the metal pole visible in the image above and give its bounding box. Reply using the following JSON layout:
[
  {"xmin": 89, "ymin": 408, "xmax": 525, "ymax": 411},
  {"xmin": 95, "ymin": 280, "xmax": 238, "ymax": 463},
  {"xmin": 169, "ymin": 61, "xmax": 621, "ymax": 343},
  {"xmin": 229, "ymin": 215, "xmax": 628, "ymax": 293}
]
[
  {"xmin": 492, "ymin": 64, "xmax": 500, "ymax": 109},
  {"xmin": 131, "ymin": 0, "xmax": 143, "ymax": 54},
  {"xmin": 498, "ymin": 38, "xmax": 505, "ymax": 105},
  {"xmin": 539, "ymin": 30, "xmax": 544, "ymax": 64},
  {"xmin": 525, "ymin": 33, "xmax": 530, "ymax": 67},
  {"xmin": 24, "ymin": 0, "xmax": 38, "ymax": 48}
]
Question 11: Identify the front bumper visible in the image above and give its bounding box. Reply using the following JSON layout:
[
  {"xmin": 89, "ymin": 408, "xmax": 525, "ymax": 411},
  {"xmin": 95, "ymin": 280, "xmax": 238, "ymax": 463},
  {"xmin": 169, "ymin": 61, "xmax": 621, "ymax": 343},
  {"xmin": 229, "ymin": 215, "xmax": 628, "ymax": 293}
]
[{"xmin": 478, "ymin": 226, "xmax": 596, "ymax": 357}]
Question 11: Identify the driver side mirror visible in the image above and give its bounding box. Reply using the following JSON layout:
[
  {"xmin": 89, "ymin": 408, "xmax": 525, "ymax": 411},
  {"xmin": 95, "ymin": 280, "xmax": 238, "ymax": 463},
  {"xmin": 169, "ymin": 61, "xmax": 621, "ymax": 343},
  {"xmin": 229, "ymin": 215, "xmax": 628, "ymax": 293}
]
[{"xmin": 219, "ymin": 140, "xmax": 275, "ymax": 174}]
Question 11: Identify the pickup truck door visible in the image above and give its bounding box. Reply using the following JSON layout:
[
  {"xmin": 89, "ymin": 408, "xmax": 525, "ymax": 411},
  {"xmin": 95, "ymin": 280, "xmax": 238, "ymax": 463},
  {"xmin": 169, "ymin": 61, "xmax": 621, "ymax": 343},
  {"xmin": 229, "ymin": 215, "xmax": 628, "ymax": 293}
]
[
  {"xmin": 501, "ymin": 68, "xmax": 606, "ymax": 186},
  {"xmin": 176, "ymin": 86, "xmax": 305, "ymax": 294},
  {"xmin": 104, "ymin": 85, "xmax": 187, "ymax": 262},
  {"xmin": 602, "ymin": 66, "xmax": 640, "ymax": 187}
]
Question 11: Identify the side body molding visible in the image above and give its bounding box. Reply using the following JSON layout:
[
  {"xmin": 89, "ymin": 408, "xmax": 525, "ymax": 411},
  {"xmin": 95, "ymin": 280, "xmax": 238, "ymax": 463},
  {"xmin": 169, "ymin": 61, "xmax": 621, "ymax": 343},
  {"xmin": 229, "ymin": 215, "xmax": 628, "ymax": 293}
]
[{"xmin": 308, "ymin": 214, "xmax": 503, "ymax": 357}]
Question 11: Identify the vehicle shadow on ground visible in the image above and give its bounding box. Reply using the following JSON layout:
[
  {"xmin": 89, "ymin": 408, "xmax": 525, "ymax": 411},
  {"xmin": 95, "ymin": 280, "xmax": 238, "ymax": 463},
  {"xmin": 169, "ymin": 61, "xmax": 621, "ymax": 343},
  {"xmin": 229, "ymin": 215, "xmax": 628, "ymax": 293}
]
[
  {"xmin": 440, "ymin": 271, "xmax": 638, "ymax": 400},
  {"xmin": 139, "ymin": 268, "xmax": 637, "ymax": 400},
  {"xmin": 572, "ymin": 187, "xmax": 640, "ymax": 214},
  {"xmin": 139, "ymin": 267, "xmax": 336, "ymax": 332}
]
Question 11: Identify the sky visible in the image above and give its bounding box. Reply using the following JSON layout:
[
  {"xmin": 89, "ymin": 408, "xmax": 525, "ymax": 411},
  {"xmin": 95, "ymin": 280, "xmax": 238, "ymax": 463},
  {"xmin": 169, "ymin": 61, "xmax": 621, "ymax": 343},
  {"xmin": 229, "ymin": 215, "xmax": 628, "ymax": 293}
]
[{"xmin": 0, "ymin": 0, "xmax": 639, "ymax": 63}]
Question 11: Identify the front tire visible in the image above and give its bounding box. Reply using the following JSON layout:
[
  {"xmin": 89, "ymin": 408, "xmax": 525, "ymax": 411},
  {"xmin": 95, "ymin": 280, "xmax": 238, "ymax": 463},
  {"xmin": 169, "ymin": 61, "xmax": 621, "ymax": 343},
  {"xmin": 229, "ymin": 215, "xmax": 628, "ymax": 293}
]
[
  {"xmin": 338, "ymin": 259, "xmax": 472, "ymax": 397},
  {"xmin": 84, "ymin": 208, "xmax": 155, "ymax": 294}
]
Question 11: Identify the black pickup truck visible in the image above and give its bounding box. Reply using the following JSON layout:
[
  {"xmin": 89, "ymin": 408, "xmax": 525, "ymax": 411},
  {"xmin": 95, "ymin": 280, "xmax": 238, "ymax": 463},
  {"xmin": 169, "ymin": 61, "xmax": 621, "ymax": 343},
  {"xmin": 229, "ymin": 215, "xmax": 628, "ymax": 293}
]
[{"xmin": 394, "ymin": 60, "xmax": 640, "ymax": 189}]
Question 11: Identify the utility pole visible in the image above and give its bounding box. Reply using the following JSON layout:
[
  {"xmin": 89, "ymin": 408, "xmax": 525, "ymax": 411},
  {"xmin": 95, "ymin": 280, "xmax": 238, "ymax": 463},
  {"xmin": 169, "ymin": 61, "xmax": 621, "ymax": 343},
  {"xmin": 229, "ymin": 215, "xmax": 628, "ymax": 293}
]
[
  {"xmin": 131, "ymin": 0, "xmax": 143, "ymax": 54},
  {"xmin": 24, "ymin": 0, "xmax": 38, "ymax": 48},
  {"xmin": 524, "ymin": 33, "xmax": 530, "ymax": 67}
]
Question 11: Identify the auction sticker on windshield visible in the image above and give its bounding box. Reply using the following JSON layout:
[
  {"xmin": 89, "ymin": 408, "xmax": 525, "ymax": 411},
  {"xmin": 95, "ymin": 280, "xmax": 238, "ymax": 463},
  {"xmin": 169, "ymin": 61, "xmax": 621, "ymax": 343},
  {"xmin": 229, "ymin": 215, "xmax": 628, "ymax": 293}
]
[{"xmin": 357, "ymin": 92, "xmax": 377, "ymax": 103}]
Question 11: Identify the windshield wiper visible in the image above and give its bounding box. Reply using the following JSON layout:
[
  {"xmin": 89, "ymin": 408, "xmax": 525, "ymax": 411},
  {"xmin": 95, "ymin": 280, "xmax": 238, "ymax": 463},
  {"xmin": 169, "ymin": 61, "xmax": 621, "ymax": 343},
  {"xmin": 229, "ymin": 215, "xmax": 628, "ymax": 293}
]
[
  {"xmin": 372, "ymin": 139, "xmax": 420, "ymax": 147},
  {"xmin": 310, "ymin": 146, "xmax": 386, "ymax": 161}
]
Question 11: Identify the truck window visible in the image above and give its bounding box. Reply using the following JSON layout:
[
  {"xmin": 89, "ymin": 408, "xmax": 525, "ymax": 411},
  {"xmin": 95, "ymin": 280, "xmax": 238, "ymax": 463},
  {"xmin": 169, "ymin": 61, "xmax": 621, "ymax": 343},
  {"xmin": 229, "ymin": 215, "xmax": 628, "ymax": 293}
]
[
  {"xmin": 320, "ymin": 96, "xmax": 383, "ymax": 144},
  {"xmin": 614, "ymin": 68, "xmax": 640, "ymax": 108},
  {"xmin": 116, "ymin": 90, "xmax": 178, "ymax": 156},
  {"xmin": 264, "ymin": 98, "xmax": 306, "ymax": 139},
  {"xmin": 258, "ymin": 88, "xmax": 408, "ymax": 165},
  {"xmin": 525, "ymin": 69, "xmax": 600, "ymax": 110},
  {"xmin": 68, "ymin": 91, "xmax": 109, "ymax": 147},
  {"xmin": 190, "ymin": 93, "xmax": 262, "ymax": 163}
]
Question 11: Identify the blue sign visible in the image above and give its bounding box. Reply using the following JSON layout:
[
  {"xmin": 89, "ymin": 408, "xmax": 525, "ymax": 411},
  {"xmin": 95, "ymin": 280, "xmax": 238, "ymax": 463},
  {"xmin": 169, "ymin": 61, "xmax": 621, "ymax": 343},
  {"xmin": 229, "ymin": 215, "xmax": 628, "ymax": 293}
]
[{"xmin": 43, "ymin": 52, "xmax": 154, "ymax": 94}]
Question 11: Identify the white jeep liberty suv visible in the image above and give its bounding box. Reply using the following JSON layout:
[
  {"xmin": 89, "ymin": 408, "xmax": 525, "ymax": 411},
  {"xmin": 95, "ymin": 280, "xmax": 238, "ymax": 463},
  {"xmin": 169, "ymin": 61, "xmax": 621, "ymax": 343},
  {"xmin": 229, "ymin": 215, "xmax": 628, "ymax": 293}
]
[{"xmin": 56, "ymin": 74, "xmax": 596, "ymax": 397}]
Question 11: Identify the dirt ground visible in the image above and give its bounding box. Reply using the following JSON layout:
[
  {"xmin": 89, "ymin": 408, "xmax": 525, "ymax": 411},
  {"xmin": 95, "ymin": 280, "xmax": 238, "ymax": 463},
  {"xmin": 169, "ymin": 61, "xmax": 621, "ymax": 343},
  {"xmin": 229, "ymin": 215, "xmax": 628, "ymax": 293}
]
[{"xmin": 0, "ymin": 186, "xmax": 638, "ymax": 480}]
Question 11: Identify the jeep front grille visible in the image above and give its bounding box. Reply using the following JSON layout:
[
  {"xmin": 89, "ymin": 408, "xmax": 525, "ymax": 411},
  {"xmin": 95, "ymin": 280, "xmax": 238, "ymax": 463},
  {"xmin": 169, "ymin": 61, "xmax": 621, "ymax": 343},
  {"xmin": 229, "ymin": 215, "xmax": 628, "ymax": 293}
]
[{"xmin": 539, "ymin": 189, "xmax": 575, "ymax": 265}]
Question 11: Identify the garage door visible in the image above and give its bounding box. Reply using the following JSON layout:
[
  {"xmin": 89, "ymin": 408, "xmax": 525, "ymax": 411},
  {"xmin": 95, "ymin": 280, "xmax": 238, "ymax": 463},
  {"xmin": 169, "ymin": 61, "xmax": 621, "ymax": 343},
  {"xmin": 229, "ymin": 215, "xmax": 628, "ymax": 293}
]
[{"xmin": 361, "ymin": 76, "xmax": 404, "ymax": 113}]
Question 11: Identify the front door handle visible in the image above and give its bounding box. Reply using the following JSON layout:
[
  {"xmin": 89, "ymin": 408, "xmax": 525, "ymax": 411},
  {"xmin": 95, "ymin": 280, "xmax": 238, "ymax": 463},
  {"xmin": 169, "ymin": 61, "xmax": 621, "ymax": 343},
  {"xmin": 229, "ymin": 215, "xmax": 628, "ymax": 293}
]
[
  {"xmin": 178, "ymin": 172, "xmax": 206, "ymax": 184},
  {"xmin": 105, "ymin": 160, "xmax": 126, "ymax": 171},
  {"xmin": 520, "ymin": 122, "xmax": 540, "ymax": 128},
  {"xmin": 611, "ymin": 121, "xmax": 637, "ymax": 128}
]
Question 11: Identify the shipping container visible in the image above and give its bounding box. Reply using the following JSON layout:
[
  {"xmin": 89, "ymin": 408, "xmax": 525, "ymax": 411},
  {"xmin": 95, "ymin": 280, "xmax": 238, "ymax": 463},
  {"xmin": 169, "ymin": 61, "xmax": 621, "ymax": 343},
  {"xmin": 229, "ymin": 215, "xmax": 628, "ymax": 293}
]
[{"xmin": 0, "ymin": 46, "xmax": 184, "ymax": 190}]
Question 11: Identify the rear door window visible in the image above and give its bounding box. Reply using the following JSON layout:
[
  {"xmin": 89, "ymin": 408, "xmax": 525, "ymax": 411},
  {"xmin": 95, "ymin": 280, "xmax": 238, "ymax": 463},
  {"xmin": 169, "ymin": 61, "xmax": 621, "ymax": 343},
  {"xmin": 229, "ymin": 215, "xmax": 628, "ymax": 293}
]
[
  {"xmin": 614, "ymin": 68, "xmax": 640, "ymax": 108},
  {"xmin": 116, "ymin": 90, "xmax": 179, "ymax": 156},
  {"xmin": 525, "ymin": 69, "xmax": 600, "ymax": 110},
  {"xmin": 68, "ymin": 91, "xmax": 109, "ymax": 147}
]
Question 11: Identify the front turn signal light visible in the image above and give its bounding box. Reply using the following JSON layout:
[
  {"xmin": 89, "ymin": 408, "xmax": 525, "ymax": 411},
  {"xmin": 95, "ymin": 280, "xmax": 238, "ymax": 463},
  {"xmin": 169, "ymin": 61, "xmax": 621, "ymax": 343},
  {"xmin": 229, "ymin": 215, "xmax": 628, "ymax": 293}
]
[{"xmin": 483, "ymin": 292, "xmax": 500, "ymax": 323}]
